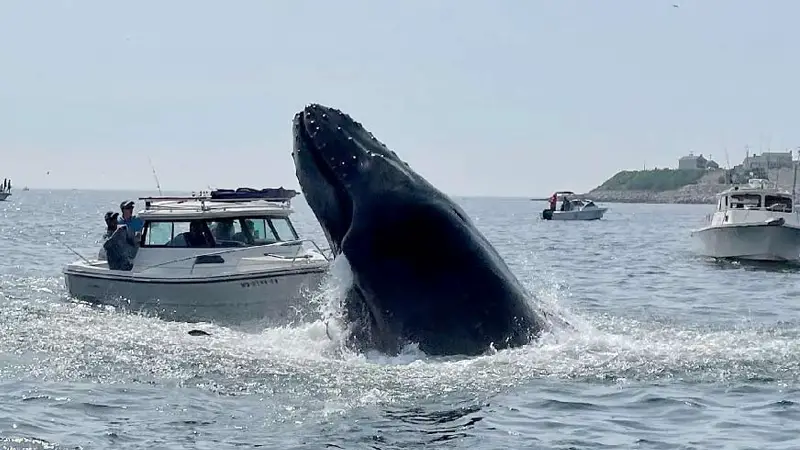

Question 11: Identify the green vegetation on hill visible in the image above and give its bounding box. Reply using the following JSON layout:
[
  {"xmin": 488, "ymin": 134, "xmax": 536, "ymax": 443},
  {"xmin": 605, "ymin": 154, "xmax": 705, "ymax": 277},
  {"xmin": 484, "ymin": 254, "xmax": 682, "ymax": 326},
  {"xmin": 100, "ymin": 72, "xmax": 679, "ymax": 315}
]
[{"xmin": 593, "ymin": 168, "xmax": 708, "ymax": 192}]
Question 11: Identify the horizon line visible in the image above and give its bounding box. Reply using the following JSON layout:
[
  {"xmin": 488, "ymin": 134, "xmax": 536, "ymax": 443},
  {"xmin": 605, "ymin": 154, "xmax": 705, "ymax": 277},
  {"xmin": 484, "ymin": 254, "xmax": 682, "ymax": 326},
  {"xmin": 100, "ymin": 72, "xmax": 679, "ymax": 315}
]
[{"xmin": 4, "ymin": 186, "xmax": 565, "ymax": 200}]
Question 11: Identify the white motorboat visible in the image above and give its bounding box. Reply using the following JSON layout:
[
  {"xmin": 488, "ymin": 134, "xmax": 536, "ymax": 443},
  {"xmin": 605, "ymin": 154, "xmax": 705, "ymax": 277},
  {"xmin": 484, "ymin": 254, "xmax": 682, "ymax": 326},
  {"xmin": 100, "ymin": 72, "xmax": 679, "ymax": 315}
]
[
  {"xmin": 690, "ymin": 179, "xmax": 800, "ymax": 262},
  {"xmin": 63, "ymin": 188, "xmax": 332, "ymax": 325},
  {"xmin": 541, "ymin": 191, "xmax": 608, "ymax": 221}
]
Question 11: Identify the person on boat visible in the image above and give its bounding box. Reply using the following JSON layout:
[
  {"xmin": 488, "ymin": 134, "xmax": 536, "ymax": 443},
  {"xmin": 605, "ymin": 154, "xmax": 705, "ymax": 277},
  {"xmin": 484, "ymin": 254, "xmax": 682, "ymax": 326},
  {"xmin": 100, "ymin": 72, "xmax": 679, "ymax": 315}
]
[
  {"xmin": 103, "ymin": 223, "xmax": 137, "ymax": 271},
  {"xmin": 548, "ymin": 193, "xmax": 557, "ymax": 211},
  {"xmin": 118, "ymin": 200, "xmax": 144, "ymax": 233},
  {"xmin": 213, "ymin": 220, "xmax": 235, "ymax": 241},
  {"xmin": 186, "ymin": 220, "xmax": 214, "ymax": 247},
  {"xmin": 98, "ymin": 211, "xmax": 119, "ymax": 261},
  {"xmin": 232, "ymin": 219, "xmax": 259, "ymax": 244},
  {"xmin": 103, "ymin": 211, "xmax": 119, "ymax": 237}
]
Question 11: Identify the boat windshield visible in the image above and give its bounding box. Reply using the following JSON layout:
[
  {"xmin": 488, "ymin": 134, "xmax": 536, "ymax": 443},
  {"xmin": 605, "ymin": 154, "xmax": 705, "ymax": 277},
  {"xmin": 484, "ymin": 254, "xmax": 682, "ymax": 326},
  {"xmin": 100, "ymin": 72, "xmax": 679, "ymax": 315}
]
[
  {"xmin": 729, "ymin": 193, "xmax": 761, "ymax": 209},
  {"xmin": 765, "ymin": 195, "xmax": 793, "ymax": 212},
  {"xmin": 141, "ymin": 216, "xmax": 300, "ymax": 248}
]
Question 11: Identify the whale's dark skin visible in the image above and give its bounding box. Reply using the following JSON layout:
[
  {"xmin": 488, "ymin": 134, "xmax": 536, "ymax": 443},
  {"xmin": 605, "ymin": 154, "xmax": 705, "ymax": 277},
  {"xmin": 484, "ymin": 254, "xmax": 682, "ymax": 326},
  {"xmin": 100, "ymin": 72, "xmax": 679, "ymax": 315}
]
[{"xmin": 291, "ymin": 104, "xmax": 550, "ymax": 356}]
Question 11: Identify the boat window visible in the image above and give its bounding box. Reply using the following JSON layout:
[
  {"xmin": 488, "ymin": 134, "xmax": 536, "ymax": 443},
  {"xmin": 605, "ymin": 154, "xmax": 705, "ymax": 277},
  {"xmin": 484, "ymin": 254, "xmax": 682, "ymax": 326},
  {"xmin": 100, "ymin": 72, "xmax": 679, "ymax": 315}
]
[
  {"xmin": 142, "ymin": 220, "xmax": 216, "ymax": 248},
  {"xmin": 269, "ymin": 217, "xmax": 299, "ymax": 241},
  {"xmin": 765, "ymin": 195, "xmax": 792, "ymax": 212},
  {"xmin": 142, "ymin": 217, "xmax": 299, "ymax": 248},
  {"xmin": 145, "ymin": 221, "xmax": 174, "ymax": 246},
  {"xmin": 209, "ymin": 219, "xmax": 245, "ymax": 247},
  {"xmin": 243, "ymin": 218, "xmax": 279, "ymax": 245},
  {"xmin": 729, "ymin": 194, "xmax": 761, "ymax": 209},
  {"xmin": 168, "ymin": 222, "xmax": 192, "ymax": 247}
]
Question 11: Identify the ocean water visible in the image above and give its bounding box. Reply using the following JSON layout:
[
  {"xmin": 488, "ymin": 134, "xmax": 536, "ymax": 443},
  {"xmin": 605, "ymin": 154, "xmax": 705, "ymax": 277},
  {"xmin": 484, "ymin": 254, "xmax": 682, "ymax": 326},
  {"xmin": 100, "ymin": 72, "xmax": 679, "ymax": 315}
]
[{"xmin": 1, "ymin": 189, "xmax": 799, "ymax": 449}]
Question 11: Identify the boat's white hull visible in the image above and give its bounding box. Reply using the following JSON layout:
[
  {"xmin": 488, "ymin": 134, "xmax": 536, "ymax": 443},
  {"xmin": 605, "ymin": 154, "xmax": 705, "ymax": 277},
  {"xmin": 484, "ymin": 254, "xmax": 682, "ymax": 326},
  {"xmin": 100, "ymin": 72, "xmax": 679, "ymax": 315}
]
[
  {"xmin": 0, "ymin": 192, "xmax": 9, "ymax": 201},
  {"xmin": 543, "ymin": 207, "xmax": 607, "ymax": 221},
  {"xmin": 63, "ymin": 265, "xmax": 329, "ymax": 325},
  {"xmin": 691, "ymin": 223, "xmax": 800, "ymax": 261}
]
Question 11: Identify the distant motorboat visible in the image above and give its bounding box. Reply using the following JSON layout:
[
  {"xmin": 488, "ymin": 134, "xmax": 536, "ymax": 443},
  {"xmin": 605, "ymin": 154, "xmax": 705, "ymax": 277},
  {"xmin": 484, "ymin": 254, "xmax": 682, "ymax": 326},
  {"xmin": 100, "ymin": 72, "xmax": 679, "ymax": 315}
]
[{"xmin": 541, "ymin": 191, "xmax": 608, "ymax": 221}]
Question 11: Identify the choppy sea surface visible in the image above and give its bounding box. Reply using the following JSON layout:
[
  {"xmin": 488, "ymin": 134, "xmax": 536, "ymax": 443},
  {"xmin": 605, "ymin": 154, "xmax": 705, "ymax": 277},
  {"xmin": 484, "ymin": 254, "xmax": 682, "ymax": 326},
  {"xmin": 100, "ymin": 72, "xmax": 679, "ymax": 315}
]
[{"xmin": 1, "ymin": 189, "xmax": 800, "ymax": 449}]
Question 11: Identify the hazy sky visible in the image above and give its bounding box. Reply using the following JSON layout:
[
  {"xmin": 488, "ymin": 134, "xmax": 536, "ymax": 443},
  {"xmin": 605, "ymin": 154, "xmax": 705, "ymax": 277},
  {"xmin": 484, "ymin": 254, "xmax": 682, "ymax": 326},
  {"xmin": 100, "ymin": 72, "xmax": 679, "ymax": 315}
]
[{"xmin": 1, "ymin": 0, "xmax": 798, "ymax": 196}]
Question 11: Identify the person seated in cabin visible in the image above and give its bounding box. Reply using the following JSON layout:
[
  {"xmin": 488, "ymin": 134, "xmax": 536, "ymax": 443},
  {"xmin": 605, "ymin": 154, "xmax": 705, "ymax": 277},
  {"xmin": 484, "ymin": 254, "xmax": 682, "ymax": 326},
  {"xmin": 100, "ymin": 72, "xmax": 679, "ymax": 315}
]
[
  {"xmin": 232, "ymin": 219, "xmax": 257, "ymax": 245},
  {"xmin": 98, "ymin": 211, "xmax": 119, "ymax": 261},
  {"xmin": 186, "ymin": 220, "xmax": 215, "ymax": 247},
  {"xmin": 213, "ymin": 220, "xmax": 235, "ymax": 241},
  {"xmin": 118, "ymin": 200, "xmax": 144, "ymax": 234},
  {"xmin": 169, "ymin": 220, "xmax": 214, "ymax": 247}
]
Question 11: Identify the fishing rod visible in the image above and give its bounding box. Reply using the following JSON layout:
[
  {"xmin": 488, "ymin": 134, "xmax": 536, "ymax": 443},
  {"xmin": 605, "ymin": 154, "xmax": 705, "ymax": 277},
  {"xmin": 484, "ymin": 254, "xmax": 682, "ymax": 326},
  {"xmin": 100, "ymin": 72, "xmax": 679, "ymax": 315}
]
[
  {"xmin": 148, "ymin": 156, "xmax": 163, "ymax": 195},
  {"xmin": 49, "ymin": 231, "xmax": 91, "ymax": 264}
]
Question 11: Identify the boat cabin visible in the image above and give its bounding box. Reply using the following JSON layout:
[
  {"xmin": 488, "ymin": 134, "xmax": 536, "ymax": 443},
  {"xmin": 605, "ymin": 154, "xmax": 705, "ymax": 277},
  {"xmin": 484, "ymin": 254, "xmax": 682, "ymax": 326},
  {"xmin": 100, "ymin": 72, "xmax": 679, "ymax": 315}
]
[
  {"xmin": 142, "ymin": 212, "xmax": 299, "ymax": 248},
  {"xmin": 118, "ymin": 188, "xmax": 327, "ymax": 272},
  {"xmin": 707, "ymin": 179, "xmax": 797, "ymax": 227},
  {"xmin": 715, "ymin": 179, "xmax": 794, "ymax": 214},
  {"xmin": 554, "ymin": 192, "xmax": 596, "ymax": 212},
  {"xmin": 138, "ymin": 188, "xmax": 302, "ymax": 250}
]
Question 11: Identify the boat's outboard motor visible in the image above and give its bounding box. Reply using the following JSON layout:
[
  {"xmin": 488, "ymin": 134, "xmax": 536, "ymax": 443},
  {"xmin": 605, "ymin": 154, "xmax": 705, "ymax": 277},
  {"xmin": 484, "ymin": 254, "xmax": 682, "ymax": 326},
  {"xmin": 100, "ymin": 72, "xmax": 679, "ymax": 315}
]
[{"xmin": 104, "ymin": 226, "xmax": 137, "ymax": 271}]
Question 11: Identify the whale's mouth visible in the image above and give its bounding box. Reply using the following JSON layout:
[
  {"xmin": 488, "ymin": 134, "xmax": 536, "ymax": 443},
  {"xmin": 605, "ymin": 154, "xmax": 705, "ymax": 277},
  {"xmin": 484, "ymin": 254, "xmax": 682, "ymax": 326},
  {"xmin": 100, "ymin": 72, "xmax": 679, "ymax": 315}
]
[{"xmin": 293, "ymin": 108, "xmax": 354, "ymax": 254}]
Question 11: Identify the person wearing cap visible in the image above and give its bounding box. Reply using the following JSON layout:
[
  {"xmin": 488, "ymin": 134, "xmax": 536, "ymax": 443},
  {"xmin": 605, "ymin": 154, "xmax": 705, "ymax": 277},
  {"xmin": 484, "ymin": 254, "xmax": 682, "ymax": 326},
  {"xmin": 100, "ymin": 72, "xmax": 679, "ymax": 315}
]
[
  {"xmin": 103, "ymin": 211, "xmax": 119, "ymax": 238},
  {"xmin": 98, "ymin": 211, "xmax": 120, "ymax": 260},
  {"xmin": 117, "ymin": 200, "xmax": 144, "ymax": 233}
]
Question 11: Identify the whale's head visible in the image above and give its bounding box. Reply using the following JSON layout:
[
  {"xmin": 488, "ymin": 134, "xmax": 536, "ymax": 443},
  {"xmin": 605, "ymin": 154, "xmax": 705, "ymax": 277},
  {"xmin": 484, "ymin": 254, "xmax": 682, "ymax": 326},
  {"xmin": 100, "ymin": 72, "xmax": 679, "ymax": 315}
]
[{"xmin": 292, "ymin": 103, "xmax": 437, "ymax": 254}]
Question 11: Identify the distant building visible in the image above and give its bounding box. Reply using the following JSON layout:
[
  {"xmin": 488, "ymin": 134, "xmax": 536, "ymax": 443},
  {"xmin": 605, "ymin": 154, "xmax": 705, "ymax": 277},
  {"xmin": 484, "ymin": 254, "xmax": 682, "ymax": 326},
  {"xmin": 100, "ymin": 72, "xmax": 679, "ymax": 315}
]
[
  {"xmin": 678, "ymin": 153, "xmax": 708, "ymax": 170},
  {"xmin": 743, "ymin": 151, "xmax": 794, "ymax": 170},
  {"xmin": 706, "ymin": 160, "xmax": 720, "ymax": 169}
]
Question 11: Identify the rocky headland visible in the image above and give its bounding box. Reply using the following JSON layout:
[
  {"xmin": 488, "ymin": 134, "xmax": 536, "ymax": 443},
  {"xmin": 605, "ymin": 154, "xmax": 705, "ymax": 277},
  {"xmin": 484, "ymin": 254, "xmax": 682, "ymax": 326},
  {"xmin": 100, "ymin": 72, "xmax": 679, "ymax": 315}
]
[{"xmin": 575, "ymin": 167, "xmax": 798, "ymax": 205}]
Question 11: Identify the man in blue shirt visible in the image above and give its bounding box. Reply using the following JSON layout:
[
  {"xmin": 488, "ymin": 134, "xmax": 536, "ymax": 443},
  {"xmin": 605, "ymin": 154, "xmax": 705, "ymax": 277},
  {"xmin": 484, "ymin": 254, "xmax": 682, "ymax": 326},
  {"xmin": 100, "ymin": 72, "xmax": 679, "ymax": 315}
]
[{"xmin": 118, "ymin": 200, "xmax": 144, "ymax": 233}]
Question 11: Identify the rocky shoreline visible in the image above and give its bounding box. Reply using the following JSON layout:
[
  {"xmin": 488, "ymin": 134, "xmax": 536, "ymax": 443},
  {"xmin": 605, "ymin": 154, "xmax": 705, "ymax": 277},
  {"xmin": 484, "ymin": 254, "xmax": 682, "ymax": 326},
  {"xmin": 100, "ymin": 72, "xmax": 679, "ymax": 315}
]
[
  {"xmin": 532, "ymin": 167, "xmax": 799, "ymax": 205},
  {"xmin": 583, "ymin": 189, "xmax": 720, "ymax": 205},
  {"xmin": 532, "ymin": 186, "xmax": 724, "ymax": 205}
]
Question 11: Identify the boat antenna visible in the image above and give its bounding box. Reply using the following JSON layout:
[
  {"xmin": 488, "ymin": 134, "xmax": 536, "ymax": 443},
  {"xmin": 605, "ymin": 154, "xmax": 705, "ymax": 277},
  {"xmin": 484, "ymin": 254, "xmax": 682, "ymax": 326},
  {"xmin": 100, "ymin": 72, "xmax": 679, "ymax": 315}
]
[
  {"xmin": 793, "ymin": 147, "xmax": 799, "ymax": 215},
  {"xmin": 148, "ymin": 156, "xmax": 163, "ymax": 195},
  {"xmin": 49, "ymin": 231, "xmax": 91, "ymax": 264},
  {"xmin": 723, "ymin": 146, "xmax": 731, "ymax": 185}
]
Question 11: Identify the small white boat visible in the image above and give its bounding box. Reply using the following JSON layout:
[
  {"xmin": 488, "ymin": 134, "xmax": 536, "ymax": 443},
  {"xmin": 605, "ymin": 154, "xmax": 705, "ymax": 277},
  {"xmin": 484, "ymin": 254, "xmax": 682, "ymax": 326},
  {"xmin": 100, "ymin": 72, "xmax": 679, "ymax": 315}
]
[
  {"xmin": 690, "ymin": 179, "xmax": 800, "ymax": 262},
  {"xmin": 63, "ymin": 188, "xmax": 331, "ymax": 325},
  {"xmin": 541, "ymin": 191, "xmax": 608, "ymax": 221}
]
